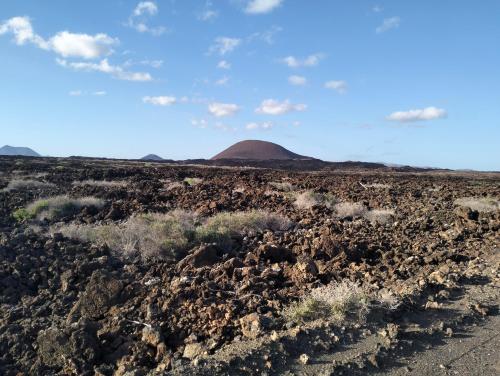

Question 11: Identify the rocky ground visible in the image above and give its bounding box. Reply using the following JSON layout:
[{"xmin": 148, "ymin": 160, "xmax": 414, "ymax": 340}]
[{"xmin": 0, "ymin": 156, "xmax": 498, "ymax": 375}]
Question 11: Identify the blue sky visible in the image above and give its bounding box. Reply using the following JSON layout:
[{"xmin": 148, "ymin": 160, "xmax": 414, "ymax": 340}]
[{"xmin": 0, "ymin": 0, "xmax": 499, "ymax": 170}]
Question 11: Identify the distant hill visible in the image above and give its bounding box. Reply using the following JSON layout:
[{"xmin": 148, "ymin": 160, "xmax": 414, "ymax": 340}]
[
  {"xmin": 141, "ymin": 154, "xmax": 163, "ymax": 161},
  {"xmin": 0, "ymin": 145, "xmax": 40, "ymax": 157},
  {"xmin": 212, "ymin": 140, "xmax": 314, "ymax": 160}
]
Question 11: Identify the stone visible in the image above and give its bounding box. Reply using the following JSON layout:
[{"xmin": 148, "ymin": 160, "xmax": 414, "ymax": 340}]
[{"xmin": 240, "ymin": 313, "xmax": 271, "ymax": 339}]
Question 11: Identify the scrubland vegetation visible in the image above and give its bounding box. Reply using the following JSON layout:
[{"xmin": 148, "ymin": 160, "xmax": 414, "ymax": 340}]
[
  {"xmin": 2, "ymin": 179, "xmax": 54, "ymax": 191},
  {"xmin": 455, "ymin": 196, "xmax": 499, "ymax": 213},
  {"xmin": 72, "ymin": 179, "xmax": 127, "ymax": 187},
  {"xmin": 13, "ymin": 195, "xmax": 104, "ymax": 222},
  {"xmin": 53, "ymin": 209, "xmax": 292, "ymax": 260}
]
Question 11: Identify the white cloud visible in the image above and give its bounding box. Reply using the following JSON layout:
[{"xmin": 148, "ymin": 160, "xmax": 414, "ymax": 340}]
[
  {"xmin": 140, "ymin": 59, "xmax": 163, "ymax": 68},
  {"xmin": 198, "ymin": 1, "xmax": 219, "ymax": 21},
  {"xmin": 246, "ymin": 122, "xmax": 273, "ymax": 130},
  {"xmin": 245, "ymin": 0, "xmax": 284, "ymax": 14},
  {"xmin": 57, "ymin": 58, "xmax": 152, "ymax": 81},
  {"xmin": 209, "ymin": 37, "xmax": 241, "ymax": 55},
  {"xmin": 386, "ymin": 107, "xmax": 447, "ymax": 122},
  {"xmin": 247, "ymin": 25, "xmax": 283, "ymax": 44},
  {"xmin": 215, "ymin": 76, "xmax": 230, "ymax": 86},
  {"xmin": 324, "ymin": 80, "xmax": 347, "ymax": 93},
  {"xmin": 93, "ymin": 91, "xmax": 107, "ymax": 96},
  {"xmin": 69, "ymin": 90, "xmax": 82, "ymax": 96},
  {"xmin": 280, "ymin": 53, "xmax": 324, "ymax": 68},
  {"xmin": 372, "ymin": 5, "xmax": 383, "ymax": 13},
  {"xmin": 198, "ymin": 9, "xmax": 219, "ymax": 21},
  {"xmin": 191, "ymin": 118, "xmax": 208, "ymax": 128},
  {"xmin": 208, "ymin": 102, "xmax": 240, "ymax": 117},
  {"xmin": 49, "ymin": 31, "xmax": 118, "ymax": 59},
  {"xmin": 217, "ymin": 60, "xmax": 231, "ymax": 69},
  {"xmin": 288, "ymin": 75, "xmax": 307, "ymax": 86},
  {"xmin": 376, "ymin": 17, "xmax": 401, "ymax": 33},
  {"xmin": 215, "ymin": 122, "xmax": 237, "ymax": 132},
  {"xmin": 134, "ymin": 2, "xmax": 158, "ymax": 16},
  {"xmin": 143, "ymin": 96, "xmax": 177, "ymax": 106},
  {"xmin": 0, "ymin": 16, "xmax": 118, "ymax": 59},
  {"xmin": 127, "ymin": 1, "xmax": 166, "ymax": 36},
  {"xmin": 255, "ymin": 99, "xmax": 306, "ymax": 115},
  {"xmin": 0, "ymin": 16, "xmax": 48, "ymax": 49}
]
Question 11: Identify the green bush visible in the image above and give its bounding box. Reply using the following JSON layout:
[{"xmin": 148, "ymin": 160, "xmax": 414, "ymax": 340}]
[{"xmin": 14, "ymin": 196, "xmax": 104, "ymax": 221}]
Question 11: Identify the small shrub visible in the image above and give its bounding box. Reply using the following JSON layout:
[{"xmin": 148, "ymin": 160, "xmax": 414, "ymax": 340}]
[
  {"xmin": 334, "ymin": 202, "xmax": 367, "ymax": 219},
  {"xmin": 2, "ymin": 179, "xmax": 55, "ymax": 192},
  {"xmin": 284, "ymin": 281, "xmax": 371, "ymax": 324},
  {"xmin": 363, "ymin": 209, "xmax": 395, "ymax": 225},
  {"xmin": 72, "ymin": 180, "xmax": 127, "ymax": 188},
  {"xmin": 55, "ymin": 209, "xmax": 292, "ymax": 260},
  {"xmin": 454, "ymin": 197, "xmax": 499, "ymax": 213},
  {"xmin": 361, "ymin": 182, "xmax": 391, "ymax": 189},
  {"xmin": 166, "ymin": 181, "xmax": 183, "ymax": 190},
  {"xmin": 184, "ymin": 177, "xmax": 203, "ymax": 186},
  {"xmin": 232, "ymin": 186, "xmax": 246, "ymax": 194},
  {"xmin": 13, "ymin": 208, "xmax": 32, "ymax": 222},
  {"xmin": 56, "ymin": 210, "xmax": 197, "ymax": 260},
  {"xmin": 269, "ymin": 181, "xmax": 295, "ymax": 192},
  {"xmin": 197, "ymin": 210, "xmax": 292, "ymax": 245},
  {"xmin": 294, "ymin": 191, "xmax": 337, "ymax": 210},
  {"xmin": 15, "ymin": 195, "xmax": 105, "ymax": 221}
]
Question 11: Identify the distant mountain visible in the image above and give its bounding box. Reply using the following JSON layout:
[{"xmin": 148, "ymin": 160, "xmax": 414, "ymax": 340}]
[
  {"xmin": 0, "ymin": 145, "xmax": 41, "ymax": 157},
  {"xmin": 212, "ymin": 140, "xmax": 314, "ymax": 160},
  {"xmin": 141, "ymin": 154, "xmax": 164, "ymax": 161}
]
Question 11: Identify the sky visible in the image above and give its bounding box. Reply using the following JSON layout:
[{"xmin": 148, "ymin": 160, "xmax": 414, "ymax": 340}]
[{"xmin": 0, "ymin": 0, "xmax": 499, "ymax": 170}]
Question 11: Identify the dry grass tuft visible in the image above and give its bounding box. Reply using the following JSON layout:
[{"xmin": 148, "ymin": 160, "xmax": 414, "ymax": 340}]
[
  {"xmin": 55, "ymin": 210, "xmax": 197, "ymax": 260},
  {"xmin": 55, "ymin": 209, "xmax": 292, "ymax": 261},
  {"xmin": 294, "ymin": 191, "xmax": 337, "ymax": 210},
  {"xmin": 166, "ymin": 181, "xmax": 183, "ymax": 190},
  {"xmin": 361, "ymin": 182, "xmax": 391, "ymax": 189},
  {"xmin": 184, "ymin": 177, "xmax": 203, "ymax": 186},
  {"xmin": 14, "ymin": 195, "xmax": 105, "ymax": 221},
  {"xmin": 284, "ymin": 281, "xmax": 371, "ymax": 324},
  {"xmin": 364, "ymin": 209, "xmax": 395, "ymax": 225},
  {"xmin": 2, "ymin": 179, "xmax": 55, "ymax": 192},
  {"xmin": 72, "ymin": 180, "xmax": 127, "ymax": 188},
  {"xmin": 454, "ymin": 197, "xmax": 499, "ymax": 213},
  {"xmin": 269, "ymin": 181, "xmax": 295, "ymax": 192},
  {"xmin": 334, "ymin": 202, "xmax": 367, "ymax": 219}
]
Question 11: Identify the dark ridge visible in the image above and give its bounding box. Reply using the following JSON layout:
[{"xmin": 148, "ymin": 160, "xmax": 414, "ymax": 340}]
[
  {"xmin": 0, "ymin": 145, "xmax": 40, "ymax": 157},
  {"xmin": 141, "ymin": 154, "xmax": 164, "ymax": 161},
  {"xmin": 211, "ymin": 140, "xmax": 314, "ymax": 161}
]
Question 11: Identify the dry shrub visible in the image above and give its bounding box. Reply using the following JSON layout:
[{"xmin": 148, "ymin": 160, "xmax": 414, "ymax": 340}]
[
  {"xmin": 55, "ymin": 209, "xmax": 292, "ymax": 261},
  {"xmin": 334, "ymin": 202, "xmax": 367, "ymax": 219},
  {"xmin": 284, "ymin": 281, "xmax": 371, "ymax": 324},
  {"xmin": 72, "ymin": 180, "xmax": 127, "ymax": 188},
  {"xmin": 184, "ymin": 177, "xmax": 203, "ymax": 186},
  {"xmin": 197, "ymin": 210, "xmax": 292, "ymax": 245},
  {"xmin": 363, "ymin": 209, "xmax": 395, "ymax": 225},
  {"xmin": 362, "ymin": 182, "xmax": 391, "ymax": 189},
  {"xmin": 14, "ymin": 195, "xmax": 105, "ymax": 221},
  {"xmin": 454, "ymin": 197, "xmax": 499, "ymax": 213},
  {"xmin": 55, "ymin": 210, "xmax": 197, "ymax": 260},
  {"xmin": 269, "ymin": 181, "xmax": 295, "ymax": 192},
  {"xmin": 232, "ymin": 186, "xmax": 246, "ymax": 194},
  {"xmin": 294, "ymin": 191, "xmax": 337, "ymax": 210},
  {"xmin": 2, "ymin": 179, "xmax": 55, "ymax": 192},
  {"xmin": 166, "ymin": 181, "xmax": 183, "ymax": 190}
]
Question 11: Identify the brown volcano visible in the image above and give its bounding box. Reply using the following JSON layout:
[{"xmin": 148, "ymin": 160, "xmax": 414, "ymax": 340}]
[{"xmin": 211, "ymin": 140, "xmax": 313, "ymax": 160}]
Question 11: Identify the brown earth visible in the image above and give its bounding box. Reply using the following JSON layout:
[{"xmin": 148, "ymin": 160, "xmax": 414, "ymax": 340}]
[{"xmin": 0, "ymin": 156, "xmax": 498, "ymax": 375}]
